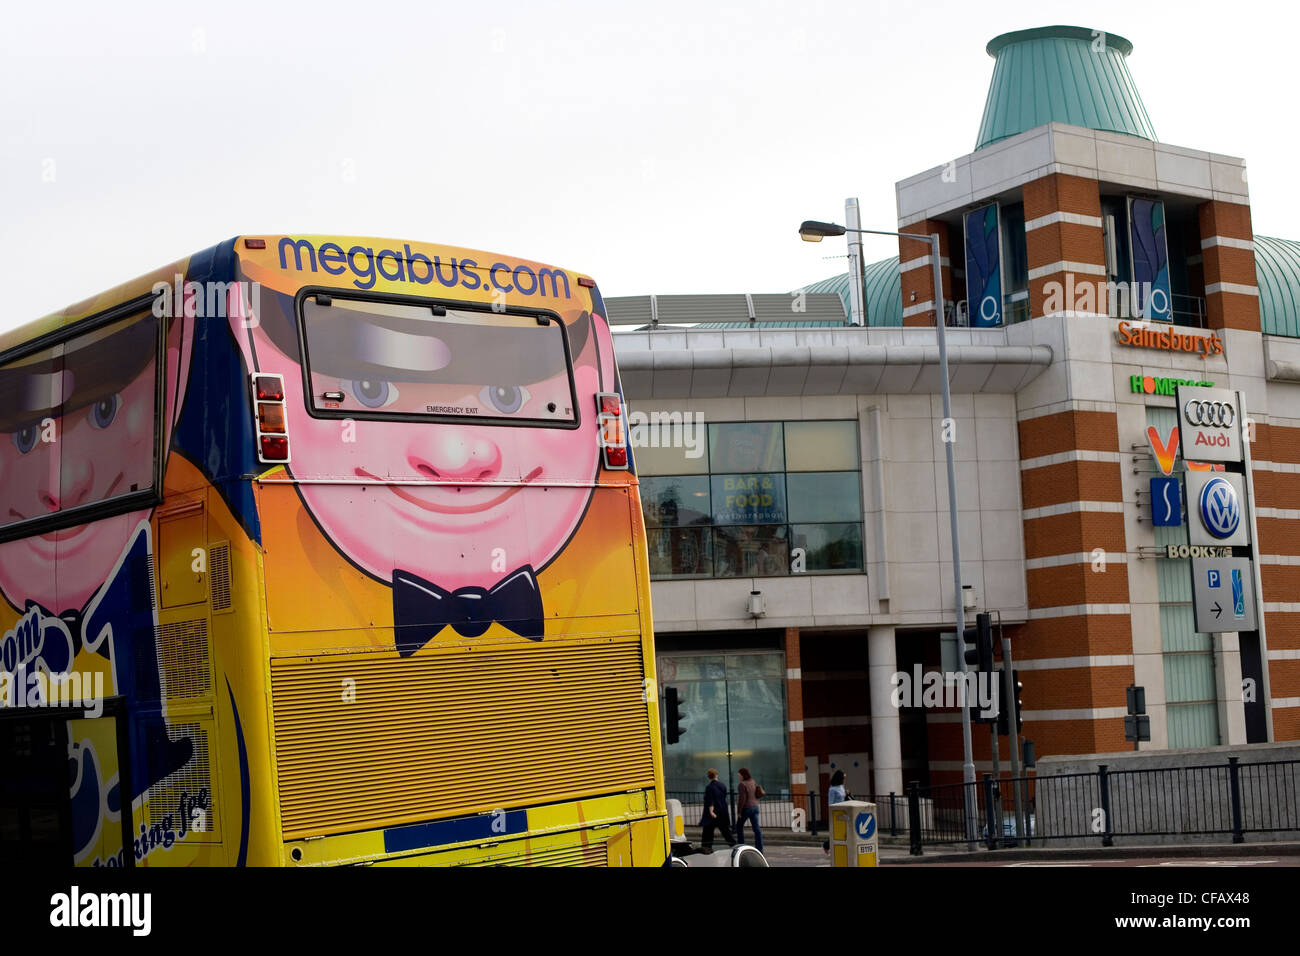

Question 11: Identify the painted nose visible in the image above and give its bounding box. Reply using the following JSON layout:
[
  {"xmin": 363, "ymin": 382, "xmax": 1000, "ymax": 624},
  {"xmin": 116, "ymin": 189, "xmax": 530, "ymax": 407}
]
[
  {"xmin": 49, "ymin": 458, "xmax": 95, "ymax": 511},
  {"xmin": 409, "ymin": 432, "xmax": 501, "ymax": 481}
]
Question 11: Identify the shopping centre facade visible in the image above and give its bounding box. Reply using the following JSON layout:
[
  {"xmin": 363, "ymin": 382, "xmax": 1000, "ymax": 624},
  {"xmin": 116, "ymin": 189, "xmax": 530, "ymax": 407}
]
[{"xmin": 606, "ymin": 25, "xmax": 1300, "ymax": 803}]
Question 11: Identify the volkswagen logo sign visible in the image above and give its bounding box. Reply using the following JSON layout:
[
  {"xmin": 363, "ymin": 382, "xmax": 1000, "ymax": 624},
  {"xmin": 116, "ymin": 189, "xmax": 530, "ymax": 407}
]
[
  {"xmin": 1185, "ymin": 399, "xmax": 1236, "ymax": 428},
  {"xmin": 1198, "ymin": 477, "xmax": 1241, "ymax": 539}
]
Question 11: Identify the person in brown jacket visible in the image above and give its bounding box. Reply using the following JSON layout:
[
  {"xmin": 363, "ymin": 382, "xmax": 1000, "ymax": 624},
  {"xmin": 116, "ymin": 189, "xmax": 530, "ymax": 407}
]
[{"xmin": 735, "ymin": 767, "xmax": 764, "ymax": 851}]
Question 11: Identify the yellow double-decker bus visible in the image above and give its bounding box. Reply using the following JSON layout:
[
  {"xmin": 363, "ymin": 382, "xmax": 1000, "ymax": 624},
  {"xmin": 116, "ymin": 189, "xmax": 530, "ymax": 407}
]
[{"xmin": 0, "ymin": 235, "xmax": 669, "ymax": 866}]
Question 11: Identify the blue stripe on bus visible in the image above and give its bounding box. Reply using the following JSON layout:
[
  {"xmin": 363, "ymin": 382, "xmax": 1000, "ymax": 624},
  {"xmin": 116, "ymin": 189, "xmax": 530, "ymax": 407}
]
[
  {"xmin": 383, "ymin": 809, "xmax": 529, "ymax": 855},
  {"xmin": 226, "ymin": 678, "xmax": 251, "ymax": 867}
]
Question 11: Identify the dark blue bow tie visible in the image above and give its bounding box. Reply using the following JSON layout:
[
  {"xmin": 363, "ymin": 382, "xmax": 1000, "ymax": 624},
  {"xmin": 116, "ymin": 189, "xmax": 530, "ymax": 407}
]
[{"xmin": 392, "ymin": 566, "xmax": 544, "ymax": 656}]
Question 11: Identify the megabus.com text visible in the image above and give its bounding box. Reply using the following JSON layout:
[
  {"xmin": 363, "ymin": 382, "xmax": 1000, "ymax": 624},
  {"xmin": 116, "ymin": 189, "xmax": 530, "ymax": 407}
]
[{"xmin": 277, "ymin": 238, "xmax": 572, "ymax": 298}]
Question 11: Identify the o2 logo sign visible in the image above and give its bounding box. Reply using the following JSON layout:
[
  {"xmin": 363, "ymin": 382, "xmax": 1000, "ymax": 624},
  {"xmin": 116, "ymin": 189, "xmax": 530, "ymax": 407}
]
[{"xmin": 1199, "ymin": 477, "xmax": 1240, "ymax": 539}]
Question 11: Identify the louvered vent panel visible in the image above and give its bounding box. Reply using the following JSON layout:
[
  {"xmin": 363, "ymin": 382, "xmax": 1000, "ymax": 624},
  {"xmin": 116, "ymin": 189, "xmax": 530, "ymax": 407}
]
[
  {"xmin": 603, "ymin": 295, "xmax": 654, "ymax": 327},
  {"xmin": 271, "ymin": 640, "xmax": 655, "ymax": 840},
  {"xmin": 208, "ymin": 542, "xmax": 232, "ymax": 612},
  {"xmin": 751, "ymin": 292, "xmax": 846, "ymax": 322},
  {"xmin": 156, "ymin": 619, "xmax": 211, "ymax": 701},
  {"xmin": 146, "ymin": 553, "xmax": 157, "ymax": 609},
  {"xmin": 458, "ymin": 841, "xmax": 607, "ymax": 867},
  {"xmin": 655, "ymin": 294, "xmax": 750, "ymax": 324},
  {"xmin": 144, "ymin": 719, "xmax": 220, "ymax": 842}
]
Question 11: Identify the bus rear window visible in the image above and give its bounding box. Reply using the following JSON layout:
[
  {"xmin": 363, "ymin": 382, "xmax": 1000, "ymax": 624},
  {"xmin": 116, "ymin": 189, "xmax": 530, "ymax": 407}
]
[
  {"xmin": 300, "ymin": 296, "xmax": 578, "ymax": 425},
  {"xmin": 0, "ymin": 310, "xmax": 160, "ymax": 534}
]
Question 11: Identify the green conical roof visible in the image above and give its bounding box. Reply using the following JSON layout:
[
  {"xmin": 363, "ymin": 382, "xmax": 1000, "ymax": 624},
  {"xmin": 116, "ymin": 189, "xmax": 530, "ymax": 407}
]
[
  {"xmin": 802, "ymin": 257, "xmax": 902, "ymax": 327},
  {"xmin": 975, "ymin": 26, "xmax": 1157, "ymax": 150}
]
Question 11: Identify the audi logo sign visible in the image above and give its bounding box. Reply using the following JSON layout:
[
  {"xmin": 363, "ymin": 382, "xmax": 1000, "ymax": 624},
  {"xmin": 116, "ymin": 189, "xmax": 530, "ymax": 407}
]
[
  {"xmin": 1175, "ymin": 385, "xmax": 1244, "ymax": 465},
  {"xmin": 1184, "ymin": 399, "xmax": 1236, "ymax": 428}
]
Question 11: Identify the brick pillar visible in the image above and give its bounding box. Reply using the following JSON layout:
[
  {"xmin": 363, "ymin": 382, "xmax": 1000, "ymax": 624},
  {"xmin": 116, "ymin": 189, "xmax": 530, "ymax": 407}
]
[
  {"xmin": 898, "ymin": 219, "xmax": 952, "ymax": 327},
  {"xmin": 1015, "ymin": 407, "xmax": 1137, "ymax": 755},
  {"xmin": 784, "ymin": 627, "xmax": 806, "ymax": 804},
  {"xmin": 1198, "ymin": 200, "xmax": 1261, "ymax": 332},
  {"xmin": 1023, "ymin": 173, "xmax": 1106, "ymax": 318}
]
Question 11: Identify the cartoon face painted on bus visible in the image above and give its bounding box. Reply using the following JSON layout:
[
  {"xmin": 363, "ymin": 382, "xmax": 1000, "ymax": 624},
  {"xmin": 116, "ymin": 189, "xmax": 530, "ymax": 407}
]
[
  {"xmin": 0, "ymin": 308, "xmax": 195, "ymax": 862},
  {"xmin": 236, "ymin": 279, "xmax": 616, "ymax": 649},
  {"xmin": 0, "ymin": 311, "xmax": 191, "ymax": 611}
]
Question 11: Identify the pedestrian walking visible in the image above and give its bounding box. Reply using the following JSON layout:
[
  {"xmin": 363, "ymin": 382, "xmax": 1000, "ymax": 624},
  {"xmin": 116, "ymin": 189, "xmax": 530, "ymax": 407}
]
[
  {"xmin": 827, "ymin": 768, "xmax": 848, "ymax": 805},
  {"xmin": 699, "ymin": 768, "xmax": 736, "ymax": 851},
  {"xmin": 735, "ymin": 766, "xmax": 764, "ymax": 851}
]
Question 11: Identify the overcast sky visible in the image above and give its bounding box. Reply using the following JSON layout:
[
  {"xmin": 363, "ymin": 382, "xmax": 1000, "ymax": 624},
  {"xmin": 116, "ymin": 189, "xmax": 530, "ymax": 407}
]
[{"xmin": 1, "ymin": 0, "xmax": 1290, "ymax": 327}]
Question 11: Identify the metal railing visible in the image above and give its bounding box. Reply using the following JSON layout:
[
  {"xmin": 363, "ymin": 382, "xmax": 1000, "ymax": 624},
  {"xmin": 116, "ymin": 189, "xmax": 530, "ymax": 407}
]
[
  {"xmin": 905, "ymin": 756, "xmax": 1300, "ymax": 854},
  {"xmin": 664, "ymin": 789, "xmax": 910, "ymax": 839}
]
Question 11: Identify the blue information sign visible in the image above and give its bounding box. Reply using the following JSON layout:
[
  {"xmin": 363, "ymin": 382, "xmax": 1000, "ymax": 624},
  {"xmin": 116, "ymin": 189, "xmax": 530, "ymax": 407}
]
[
  {"xmin": 855, "ymin": 811, "xmax": 876, "ymax": 841},
  {"xmin": 1150, "ymin": 476, "xmax": 1182, "ymax": 527}
]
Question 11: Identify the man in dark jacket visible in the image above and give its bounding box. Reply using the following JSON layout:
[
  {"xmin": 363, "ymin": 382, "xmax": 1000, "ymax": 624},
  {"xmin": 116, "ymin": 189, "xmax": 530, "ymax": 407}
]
[{"xmin": 699, "ymin": 768, "xmax": 736, "ymax": 851}]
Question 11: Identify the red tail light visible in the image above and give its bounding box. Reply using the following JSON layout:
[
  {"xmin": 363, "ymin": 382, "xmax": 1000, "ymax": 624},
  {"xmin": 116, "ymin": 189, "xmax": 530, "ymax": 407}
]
[
  {"xmin": 259, "ymin": 436, "xmax": 289, "ymax": 461},
  {"xmin": 596, "ymin": 391, "xmax": 628, "ymax": 471},
  {"xmin": 254, "ymin": 374, "xmax": 284, "ymax": 401},
  {"xmin": 253, "ymin": 372, "xmax": 290, "ymax": 464}
]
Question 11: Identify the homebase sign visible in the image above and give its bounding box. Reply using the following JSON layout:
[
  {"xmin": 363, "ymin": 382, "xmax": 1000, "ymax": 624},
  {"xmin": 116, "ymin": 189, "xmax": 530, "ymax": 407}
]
[{"xmin": 1130, "ymin": 375, "xmax": 1213, "ymax": 396}]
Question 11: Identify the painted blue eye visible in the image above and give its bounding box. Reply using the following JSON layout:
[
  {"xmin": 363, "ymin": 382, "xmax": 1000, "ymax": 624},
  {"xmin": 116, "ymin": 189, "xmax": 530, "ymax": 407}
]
[
  {"xmin": 350, "ymin": 379, "xmax": 397, "ymax": 409},
  {"xmin": 13, "ymin": 424, "xmax": 39, "ymax": 454},
  {"xmin": 480, "ymin": 385, "xmax": 529, "ymax": 414},
  {"xmin": 89, "ymin": 395, "xmax": 120, "ymax": 430}
]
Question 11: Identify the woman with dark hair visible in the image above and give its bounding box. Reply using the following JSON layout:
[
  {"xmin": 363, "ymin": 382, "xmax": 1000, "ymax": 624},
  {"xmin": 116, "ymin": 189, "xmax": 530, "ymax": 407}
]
[
  {"xmin": 735, "ymin": 767, "xmax": 764, "ymax": 851},
  {"xmin": 828, "ymin": 769, "xmax": 848, "ymax": 806}
]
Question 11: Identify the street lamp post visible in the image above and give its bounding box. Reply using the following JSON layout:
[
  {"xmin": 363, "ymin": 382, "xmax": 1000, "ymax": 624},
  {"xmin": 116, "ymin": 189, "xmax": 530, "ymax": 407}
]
[{"xmin": 800, "ymin": 217, "xmax": 978, "ymax": 845}]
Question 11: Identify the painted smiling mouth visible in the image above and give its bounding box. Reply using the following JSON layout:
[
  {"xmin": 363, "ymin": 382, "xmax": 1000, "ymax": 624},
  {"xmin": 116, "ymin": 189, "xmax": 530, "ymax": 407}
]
[
  {"xmin": 354, "ymin": 467, "xmax": 543, "ymax": 514},
  {"xmin": 12, "ymin": 474, "xmax": 126, "ymax": 542}
]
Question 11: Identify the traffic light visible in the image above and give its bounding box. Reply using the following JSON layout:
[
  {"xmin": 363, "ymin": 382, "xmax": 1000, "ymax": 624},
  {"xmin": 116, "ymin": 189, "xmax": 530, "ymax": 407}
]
[
  {"xmin": 997, "ymin": 668, "xmax": 1024, "ymax": 736},
  {"xmin": 963, "ymin": 612, "xmax": 993, "ymax": 674},
  {"xmin": 963, "ymin": 612, "xmax": 994, "ymax": 723},
  {"xmin": 665, "ymin": 685, "xmax": 686, "ymax": 744}
]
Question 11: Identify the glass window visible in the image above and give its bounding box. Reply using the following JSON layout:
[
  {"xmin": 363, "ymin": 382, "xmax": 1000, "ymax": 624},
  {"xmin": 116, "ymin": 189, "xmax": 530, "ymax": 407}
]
[
  {"xmin": 641, "ymin": 476, "xmax": 710, "ymax": 527},
  {"xmin": 301, "ymin": 296, "xmax": 577, "ymax": 424},
  {"xmin": 724, "ymin": 676, "xmax": 788, "ymax": 790},
  {"xmin": 643, "ymin": 420, "xmax": 864, "ymax": 580},
  {"xmin": 710, "ymin": 474, "xmax": 786, "ymax": 525},
  {"xmin": 62, "ymin": 313, "xmax": 159, "ymax": 510},
  {"xmin": 0, "ymin": 310, "xmax": 161, "ymax": 533},
  {"xmin": 784, "ymin": 420, "xmax": 859, "ymax": 471},
  {"xmin": 786, "ymin": 472, "xmax": 861, "ymax": 523},
  {"xmin": 714, "ymin": 525, "xmax": 789, "ymax": 577},
  {"xmin": 725, "ymin": 653, "xmax": 784, "ymax": 679},
  {"xmin": 635, "ymin": 441, "xmax": 709, "ymax": 476},
  {"xmin": 1000, "ymin": 201, "xmax": 1028, "ymax": 296},
  {"xmin": 791, "ymin": 523, "xmax": 864, "ymax": 572},
  {"xmin": 657, "ymin": 651, "xmax": 789, "ymax": 795},
  {"xmin": 647, "ymin": 527, "xmax": 713, "ymax": 578},
  {"xmin": 659, "ymin": 655, "xmax": 725, "ymax": 682},
  {"xmin": 709, "ymin": 422, "xmax": 784, "ymax": 473},
  {"xmin": 0, "ymin": 342, "xmax": 63, "ymax": 529}
]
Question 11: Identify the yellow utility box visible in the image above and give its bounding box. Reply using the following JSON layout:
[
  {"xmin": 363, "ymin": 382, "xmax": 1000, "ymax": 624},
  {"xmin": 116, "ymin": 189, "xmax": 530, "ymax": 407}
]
[{"xmin": 829, "ymin": 800, "xmax": 879, "ymax": 867}]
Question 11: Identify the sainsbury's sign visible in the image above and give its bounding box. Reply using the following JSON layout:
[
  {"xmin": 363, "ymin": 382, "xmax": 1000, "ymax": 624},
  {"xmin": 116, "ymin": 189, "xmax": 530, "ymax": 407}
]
[{"xmin": 1116, "ymin": 321, "xmax": 1223, "ymax": 356}]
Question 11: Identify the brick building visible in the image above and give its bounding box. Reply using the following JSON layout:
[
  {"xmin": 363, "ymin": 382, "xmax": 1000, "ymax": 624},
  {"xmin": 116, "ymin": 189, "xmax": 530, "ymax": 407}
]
[{"xmin": 607, "ymin": 25, "xmax": 1300, "ymax": 806}]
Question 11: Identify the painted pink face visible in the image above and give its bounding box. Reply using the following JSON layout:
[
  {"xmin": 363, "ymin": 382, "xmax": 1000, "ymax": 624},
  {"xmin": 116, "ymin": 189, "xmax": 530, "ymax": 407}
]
[
  {"xmin": 0, "ymin": 314, "xmax": 190, "ymax": 614},
  {"xmin": 0, "ymin": 360, "xmax": 158, "ymax": 612},
  {"xmin": 245, "ymin": 309, "xmax": 611, "ymax": 591}
]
